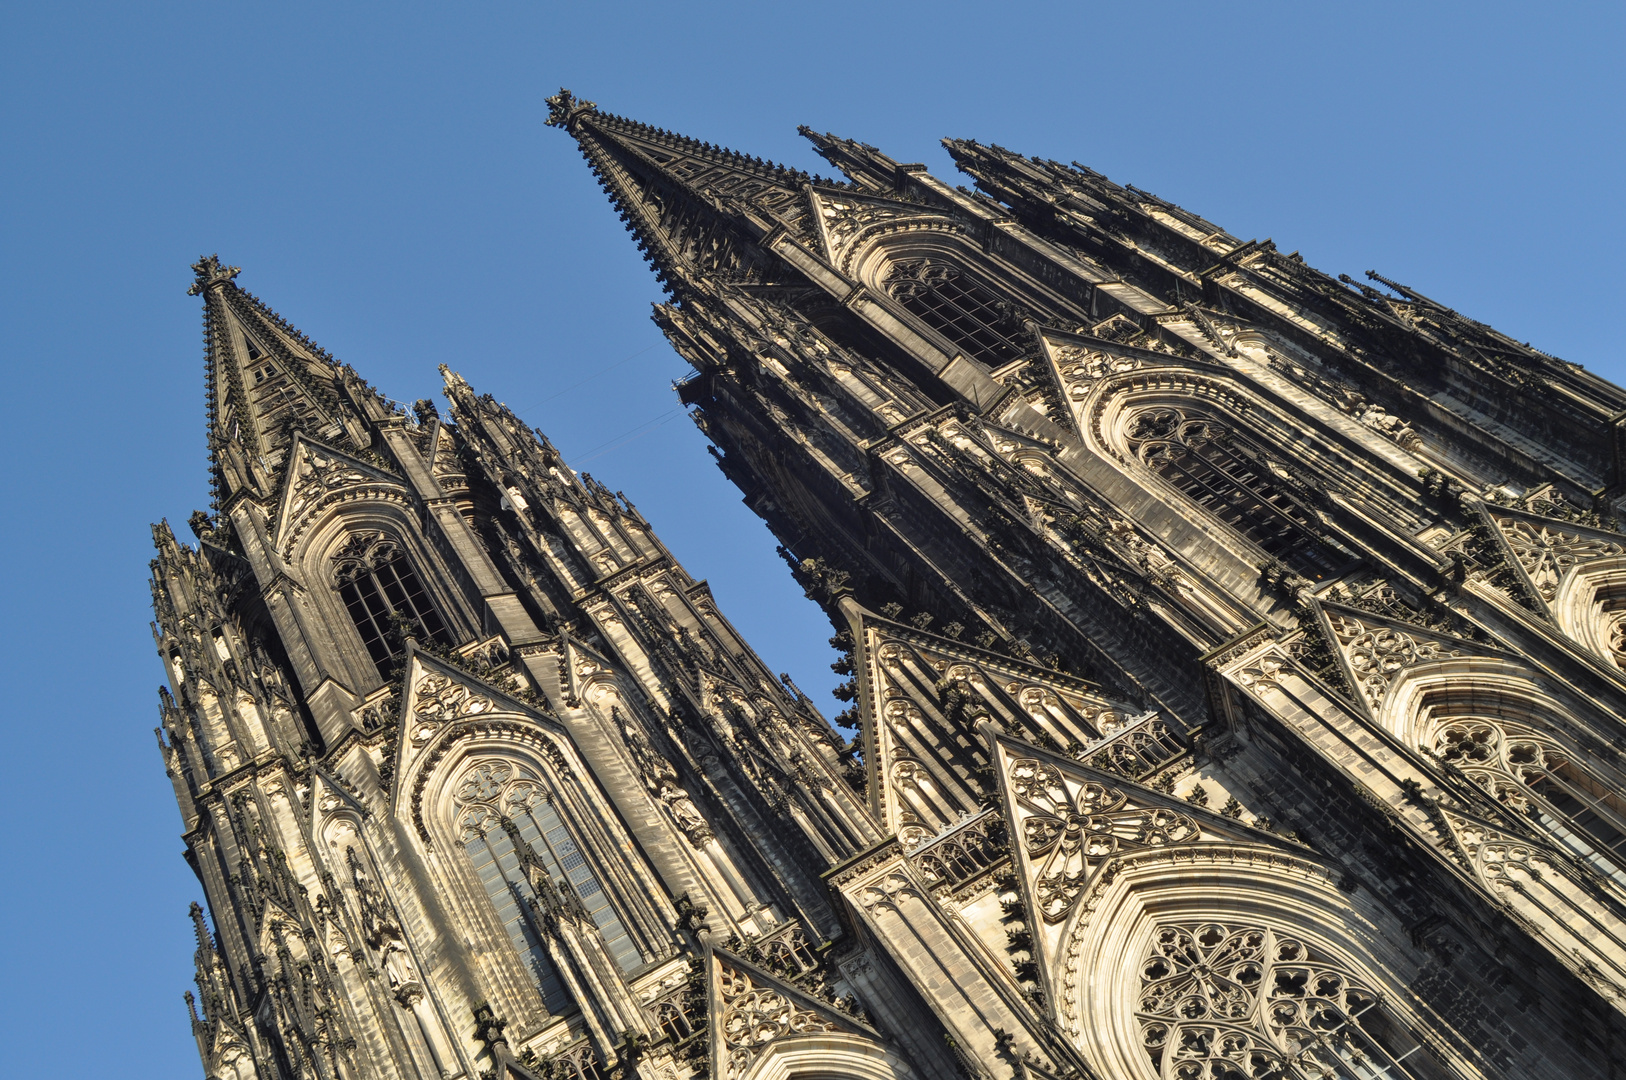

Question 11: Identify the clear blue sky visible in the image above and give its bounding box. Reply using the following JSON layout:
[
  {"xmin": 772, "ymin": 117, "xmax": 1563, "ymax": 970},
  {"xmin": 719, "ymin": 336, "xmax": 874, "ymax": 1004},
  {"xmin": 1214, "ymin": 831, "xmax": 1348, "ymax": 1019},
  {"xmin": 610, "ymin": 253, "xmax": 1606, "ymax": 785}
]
[{"xmin": 2, "ymin": 3, "xmax": 1620, "ymax": 1075}]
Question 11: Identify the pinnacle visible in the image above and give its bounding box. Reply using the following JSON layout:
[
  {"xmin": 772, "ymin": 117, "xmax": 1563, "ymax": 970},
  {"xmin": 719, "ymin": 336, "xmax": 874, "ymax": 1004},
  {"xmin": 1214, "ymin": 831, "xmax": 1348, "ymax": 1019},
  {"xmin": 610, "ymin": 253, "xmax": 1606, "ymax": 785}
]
[{"xmin": 194, "ymin": 262, "xmax": 367, "ymax": 502}]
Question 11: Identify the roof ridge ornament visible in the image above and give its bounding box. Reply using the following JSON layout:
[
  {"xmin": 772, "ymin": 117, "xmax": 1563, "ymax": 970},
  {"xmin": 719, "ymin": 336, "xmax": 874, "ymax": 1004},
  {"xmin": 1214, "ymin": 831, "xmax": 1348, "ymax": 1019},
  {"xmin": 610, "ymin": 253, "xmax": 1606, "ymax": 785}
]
[
  {"xmin": 188, "ymin": 254, "xmax": 240, "ymax": 296},
  {"xmin": 544, "ymin": 87, "xmax": 596, "ymax": 130}
]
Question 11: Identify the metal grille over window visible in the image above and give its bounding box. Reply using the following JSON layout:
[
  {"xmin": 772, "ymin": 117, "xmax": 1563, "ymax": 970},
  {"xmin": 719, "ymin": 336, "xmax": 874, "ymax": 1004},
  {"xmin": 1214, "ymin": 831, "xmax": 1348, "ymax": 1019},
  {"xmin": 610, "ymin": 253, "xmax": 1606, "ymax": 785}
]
[
  {"xmin": 332, "ymin": 532, "xmax": 452, "ymax": 670},
  {"xmin": 453, "ymin": 760, "xmax": 642, "ymax": 1002},
  {"xmin": 1124, "ymin": 406, "xmax": 1349, "ymax": 580},
  {"xmin": 883, "ymin": 257, "xmax": 1030, "ymax": 369},
  {"xmin": 1137, "ymin": 922, "xmax": 1441, "ymax": 1079}
]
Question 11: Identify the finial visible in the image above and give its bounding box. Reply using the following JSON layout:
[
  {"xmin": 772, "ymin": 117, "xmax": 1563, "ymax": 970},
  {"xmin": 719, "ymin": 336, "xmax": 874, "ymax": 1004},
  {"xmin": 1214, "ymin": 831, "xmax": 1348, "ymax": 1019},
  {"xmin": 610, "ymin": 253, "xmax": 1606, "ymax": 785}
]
[
  {"xmin": 188, "ymin": 254, "xmax": 240, "ymax": 296},
  {"xmin": 544, "ymin": 88, "xmax": 597, "ymax": 130}
]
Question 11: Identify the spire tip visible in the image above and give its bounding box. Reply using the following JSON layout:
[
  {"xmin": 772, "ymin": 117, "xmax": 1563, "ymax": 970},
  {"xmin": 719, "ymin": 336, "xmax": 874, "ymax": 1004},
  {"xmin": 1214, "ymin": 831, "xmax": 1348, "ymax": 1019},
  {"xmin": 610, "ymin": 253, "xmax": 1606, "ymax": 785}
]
[
  {"xmin": 545, "ymin": 88, "xmax": 597, "ymax": 131},
  {"xmin": 188, "ymin": 254, "xmax": 239, "ymax": 296}
]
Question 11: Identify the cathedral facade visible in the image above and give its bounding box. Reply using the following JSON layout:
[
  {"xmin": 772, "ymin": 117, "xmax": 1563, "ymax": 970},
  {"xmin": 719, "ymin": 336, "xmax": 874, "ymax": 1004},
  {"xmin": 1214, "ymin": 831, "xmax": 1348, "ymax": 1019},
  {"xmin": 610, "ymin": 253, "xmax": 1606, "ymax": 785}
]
[{"xmin": 151, "ymin": 91, "xmax": 1626, "ymax": 1080}]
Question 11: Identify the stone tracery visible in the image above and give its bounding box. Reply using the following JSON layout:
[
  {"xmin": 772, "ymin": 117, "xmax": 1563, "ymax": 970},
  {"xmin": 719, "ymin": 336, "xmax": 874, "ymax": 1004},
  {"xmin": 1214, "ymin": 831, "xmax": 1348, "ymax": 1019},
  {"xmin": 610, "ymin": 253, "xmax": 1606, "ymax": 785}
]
[
  {"xmin": 716, "ymin": 957, "xmax": 838, "ymax": 1079},
  {"xmin": 1134, "ymin": 922, "xmax": 1423, "ymax": 1080},
  {"xmin": 1009, "ymin": 758, "xmax": 1198, "ymax": 923},
  {"xmin": 1122, "ymin": 403, "xmax": 1347, "ymax": 580}
]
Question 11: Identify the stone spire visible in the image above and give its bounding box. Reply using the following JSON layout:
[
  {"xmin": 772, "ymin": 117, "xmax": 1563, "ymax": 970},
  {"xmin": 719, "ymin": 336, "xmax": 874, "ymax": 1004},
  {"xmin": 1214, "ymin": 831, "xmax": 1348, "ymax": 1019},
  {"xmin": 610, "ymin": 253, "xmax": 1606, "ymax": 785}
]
[
  {"xmin": 544, "ymin": 88, "xmax": 832, "ymax": 294},
  {"xmin": 797, "ymin": 126, "xmax": 919, "ymax": 193},
  {"xmin": 190, "ymin": 255, "xmax": 370, "ymax": 505}
]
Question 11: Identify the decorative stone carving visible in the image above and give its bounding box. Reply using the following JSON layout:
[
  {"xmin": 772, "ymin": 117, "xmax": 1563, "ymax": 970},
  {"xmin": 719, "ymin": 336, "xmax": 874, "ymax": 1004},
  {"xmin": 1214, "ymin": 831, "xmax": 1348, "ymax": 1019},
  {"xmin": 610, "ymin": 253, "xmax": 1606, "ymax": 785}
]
[
  {"xmin": 855, "ymin": 871, "xmax": 918, "ymax": 912},
  {"xmin": 1106, "ymin": 515, "xmax": 1188, "ymax": 589},
  {"xmin": 818, "ymin": 197, "xmax": 915, "ymax": 258},
  {"xmin": 1496, "ymin": 516, "xmax": 1624, "ymax": 602},
  {"xmin": 1327, "ymin": 613, "xmax": 1459, "ymax": 709},
  {"xmin": 909, "ymin": 809, "xmax": 1006, "ymax": 895},
  {"xmin": 279, "ymin": 446, "xmax": 394, "ymax": 548},
  {"xmin": 1235, "ymin": 659, "xmax": 1284, "ymax": 696},
  {"xmin": 1053, "ymin": 342, "xmax": 1141, "ymax": 401},
  {"xmin": 331, "ymin": 531, "xmax": 400, "ymax": 586},
  {"xmin": 412, "ymin": 670, "xmax": 493, "ymax": 724},
  {"xmin": 1136, "ymin": 922, "xmax": 1387, "ymax": 1080},
  {"xmin": 1010, "ymin": 758, "xmax": 1198, "ymax": 923},
  {"xmin": 1431, "ymin": 717, "xmax": 1568, "ymax": 813},
  {"xmin": 717, "ymin": 956, "xmax": 838, "ymax": 1078},
  {"xmin": 618, "ymin": 709, "xmax": 714, "ymax": 846},
  {"xmin": 1269, "ymin": 356, "xmax": 1421, "ymax": 449}
]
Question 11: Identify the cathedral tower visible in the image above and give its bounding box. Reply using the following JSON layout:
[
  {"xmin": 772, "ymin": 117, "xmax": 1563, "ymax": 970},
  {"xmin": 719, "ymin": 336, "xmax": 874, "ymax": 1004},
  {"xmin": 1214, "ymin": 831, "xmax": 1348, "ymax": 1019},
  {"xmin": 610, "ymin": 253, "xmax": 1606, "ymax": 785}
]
[
  {"xmin": 543, "ymin": 89, "xmax": 1626, "ymax": 1077},
  {"xmin": 152, "ymin": 256, "xmax": 948, "ymax": 1080}
]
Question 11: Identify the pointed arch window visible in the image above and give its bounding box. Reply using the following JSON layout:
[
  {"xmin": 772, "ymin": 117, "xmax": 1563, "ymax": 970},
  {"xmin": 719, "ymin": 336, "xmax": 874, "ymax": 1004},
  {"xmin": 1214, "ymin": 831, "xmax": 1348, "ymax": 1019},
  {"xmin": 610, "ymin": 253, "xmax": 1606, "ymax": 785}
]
[
  {"xmin": 332, "ymin": 533, "xmax": 452, "ymax": 671},
  {"xmin": 1427, "ymin": 710, "xmax": 1626, "ymax": 886},
  {"xmin": 1124, "ymin": 405, "xmax": 1351, "ymax": 580},
  {"xmin": 1137, "ymin": 921, "xmax": 1448, "ymax": 1079},
  {"xmin": 453, "ymin": 761, "xmax": 642, "ymax": 995},
  {"xmin": 547, "ymin": 1043, "xmax": 607, "ymax": 1080},
  {"xmin": 651, "ymin": 993, "xmax": 696, "ymax": 1043},
  {"xmin": 882, "ymin": 257, "xmax": 1030, "ymax": 368}
]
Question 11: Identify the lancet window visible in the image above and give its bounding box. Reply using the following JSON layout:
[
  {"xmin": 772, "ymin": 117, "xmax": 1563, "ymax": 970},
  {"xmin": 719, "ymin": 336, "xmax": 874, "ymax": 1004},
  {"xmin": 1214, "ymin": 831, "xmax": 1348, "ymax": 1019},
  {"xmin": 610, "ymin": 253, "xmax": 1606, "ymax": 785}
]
[
  {"xmin": 1427, "ymin": 709, "xmax": 1626, "ymax": 886},
  {"xmin": 1123, "ymin": 405, "xmax": 1349, "ymax": 579},
  {"xmin": 882, "ymin": 257, "xmax": 1030, "ymax": 369},
  {"xmin": 332, "ymin": 532, "xmax": 452, "ymax": 670},
  {"xmin": 548, "ymin": 1042, "xmax": 607, "ymax": 1080},
  {"xmin": 1136, "ymin": 922, "xmax": 1442, "ymax": 1079},
  {"xmin": 651, "ymin": 993, "xmax": 697, "ymax": 1042},
  {"xmin": 453, "ymin": 760, "xmax": 642, "ymax": 996}
]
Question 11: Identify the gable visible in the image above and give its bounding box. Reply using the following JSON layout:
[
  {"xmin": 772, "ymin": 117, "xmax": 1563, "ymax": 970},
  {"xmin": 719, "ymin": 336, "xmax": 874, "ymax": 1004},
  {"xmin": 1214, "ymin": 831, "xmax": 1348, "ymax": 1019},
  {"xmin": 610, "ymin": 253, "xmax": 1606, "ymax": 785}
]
[
  {"xmin": 272, "ymin": 432, "xmax": 409, "ymax": 555},
  {"xmin": 848, "ymin": 602, "xmax": 1155, "ymax": 840},
  {"xmin": 988, "ymin": 731, "xmax": 1290, "ymax": 1004}
]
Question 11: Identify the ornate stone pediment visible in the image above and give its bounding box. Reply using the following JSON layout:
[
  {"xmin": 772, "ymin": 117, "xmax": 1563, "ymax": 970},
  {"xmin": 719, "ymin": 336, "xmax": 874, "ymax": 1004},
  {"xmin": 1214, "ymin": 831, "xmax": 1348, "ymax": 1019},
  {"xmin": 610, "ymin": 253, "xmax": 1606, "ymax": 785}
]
[
  {"xmin": 1037, "ymin": 326, "xmax": 1152, "ymax": 425},
  {"xmin": 1314, "ymin": 598, "xmax": 1512, "ymax": 718},
  {"xmin": 807, "ymin": 188, "xmax": 951, "ymax": 273},
  {"xmin": 1478, "ymin": 503, "xmax": 1626, "ymax": 670},
  {"xmin": 988, "ymin": 731, "xmax": 1296, "ymax": 1006},
  {"xmin": 707, "ymin": 947, "xmax": 879, "ymax": 1080},
  {"xmin": 390, "ymin": 647, "xmax": 569, "ymax": 836},
  {"xmin": 1433, "ymin": 805, "xmax": 1626, "ymax": 998},
  {"xmin": 1488, "ymin": 506, "xmax": 1625, "ymax": 604},
  {"xmin": 271, "ymin": 433, "xmax": 406, "ymax": 555}
]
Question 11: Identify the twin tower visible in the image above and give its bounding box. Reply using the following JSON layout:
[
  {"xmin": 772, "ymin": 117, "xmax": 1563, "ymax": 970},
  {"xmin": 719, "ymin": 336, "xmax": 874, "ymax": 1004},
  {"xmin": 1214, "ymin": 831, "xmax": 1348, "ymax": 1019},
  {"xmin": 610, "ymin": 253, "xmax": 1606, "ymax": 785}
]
[{"xmin": 152, "ymin": 90, "xmax": 1626, "ymax": 1080}]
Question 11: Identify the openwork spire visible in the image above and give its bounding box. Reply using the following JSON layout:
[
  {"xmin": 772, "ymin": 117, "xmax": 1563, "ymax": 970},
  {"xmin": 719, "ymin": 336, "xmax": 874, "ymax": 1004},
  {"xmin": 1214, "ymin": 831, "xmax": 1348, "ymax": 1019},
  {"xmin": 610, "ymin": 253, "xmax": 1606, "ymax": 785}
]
[
  {"xmin": 191, "ymin": 257, "xmax": 366, "ymax": 505},
  {"xmin": 544, "ymin": 88, "xmax": 836, "ymax": 293}
]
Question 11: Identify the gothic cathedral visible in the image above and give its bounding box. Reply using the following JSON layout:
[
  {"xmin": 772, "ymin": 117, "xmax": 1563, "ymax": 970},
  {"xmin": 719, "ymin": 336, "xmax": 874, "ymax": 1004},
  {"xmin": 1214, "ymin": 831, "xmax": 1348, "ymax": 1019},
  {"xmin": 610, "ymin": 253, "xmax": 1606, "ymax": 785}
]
[{"xmin": 151, "ymin": 90, "xmax": 1626, "ymax": 1080}]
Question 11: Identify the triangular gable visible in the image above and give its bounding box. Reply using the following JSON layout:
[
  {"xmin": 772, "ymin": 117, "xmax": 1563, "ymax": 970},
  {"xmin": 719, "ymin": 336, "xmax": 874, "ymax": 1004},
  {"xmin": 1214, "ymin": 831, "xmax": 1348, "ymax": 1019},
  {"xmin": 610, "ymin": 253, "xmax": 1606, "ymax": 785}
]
[
  {"xmin": 1038, "ymin": 327, "xmax": 1152, "ymax": 433},
  {"xmin": 1479, "ymin": 501, "xmax": 1626, "ymax": 610},
  {"xmin": 556, "ymin": 625, "xmax": 622, "ymax": 706},
  {"xmin": 987, "ymin": 730, "xmax": 1308, "ymax": 1006},
  {"xmin": 846, "ymin": 601, "xmax": 1134, "ymax": 840},
  {"xmin": 977, "ymin": 416, "xmax": 1066, "ymax": 481},
  {"xmin": 395, "ymin": 645, "xmax": 569, "ymax": 833},
  {"xmin": 1313, "ymin": 597, "xmax": 1517, "ymax": 718},
  {"xmin": 807, "ymin": 187, "xmax": 952, "ymax": 273},
  {"xmin": 306, "ymin": 765, "xmax": 368, "ymax": 827},
  {"xmin": 272, "ymin": 432, "xmax": 406, "ymax": 552},
  {"xmin": 707, "ymin": 947, "xmax": 880, "ymax": 1080},
  {"xmin": 1035, "ymin": 326, "xmax": 1233, "ymax": 446},
  {"xmin": 1432, "ymin": 803, "xmax": 1592, "ymax": 896}
]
